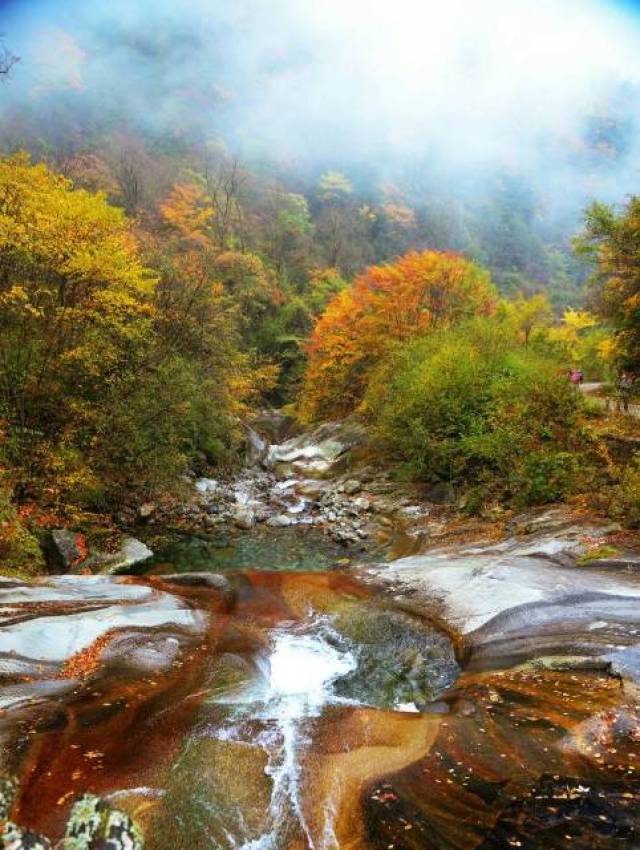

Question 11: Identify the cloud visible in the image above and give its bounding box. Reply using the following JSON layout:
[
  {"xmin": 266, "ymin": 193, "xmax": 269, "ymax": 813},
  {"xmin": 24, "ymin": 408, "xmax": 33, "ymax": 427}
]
[{"xmin": 2, "ymin": 0, "xmax": 640, "ymax": 211}]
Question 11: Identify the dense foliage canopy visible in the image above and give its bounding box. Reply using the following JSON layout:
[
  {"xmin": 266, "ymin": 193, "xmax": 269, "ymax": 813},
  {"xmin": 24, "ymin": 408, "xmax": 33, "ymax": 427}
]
[
  {"xmin": 301, "ymin": 250, "xmax": 497, "ymax": 420},
  {"xmin": 366, "ymin": 318, "xmax": 590, "ymax": 507},
  {"xmin": 0, "ymin": 154, "xmax": 267, "ymax": 508}
]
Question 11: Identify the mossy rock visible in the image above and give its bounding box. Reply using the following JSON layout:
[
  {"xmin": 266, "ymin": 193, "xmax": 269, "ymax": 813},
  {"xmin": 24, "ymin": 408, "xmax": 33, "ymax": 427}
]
[
  {"xmin": 332, "ymin": 604, "xmax": 459, "ymax": 709},
  {"xmin": 63, "ymin": 794, "xmax": 143, "ymax": 850}
]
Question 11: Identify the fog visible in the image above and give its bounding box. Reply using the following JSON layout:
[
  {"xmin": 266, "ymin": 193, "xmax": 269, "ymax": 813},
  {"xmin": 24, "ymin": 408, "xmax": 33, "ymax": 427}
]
[{"xmin": 2, "ymin": 0, "xmax": 640, "ymax": 214}]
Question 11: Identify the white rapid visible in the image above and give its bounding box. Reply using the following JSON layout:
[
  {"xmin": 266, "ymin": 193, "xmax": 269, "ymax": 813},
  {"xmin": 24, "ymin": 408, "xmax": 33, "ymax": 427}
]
[{"xmin": 210, "ymin": 617, "xmax": 357, "ymax": 850}]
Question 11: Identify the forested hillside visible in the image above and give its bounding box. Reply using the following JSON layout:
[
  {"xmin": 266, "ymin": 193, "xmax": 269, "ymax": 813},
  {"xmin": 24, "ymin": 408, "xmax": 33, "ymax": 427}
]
[
  {"xmin": 6, "ymin": 6, "xmax": 640, "ymax": 848},
  {"xmin": 2, "ymin": 0, "xmax": 640, "ymax": 570}
]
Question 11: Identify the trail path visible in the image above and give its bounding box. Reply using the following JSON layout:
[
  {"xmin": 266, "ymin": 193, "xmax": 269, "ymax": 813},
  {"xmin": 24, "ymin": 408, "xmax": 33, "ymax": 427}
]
[{"xmin": 581, "ymin": 381, "xmax": 640, "ymax": 418}]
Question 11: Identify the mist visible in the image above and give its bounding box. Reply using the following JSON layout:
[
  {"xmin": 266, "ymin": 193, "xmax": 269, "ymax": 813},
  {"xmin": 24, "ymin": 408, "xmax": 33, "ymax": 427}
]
[{"xmin": 1, "ymin": 0, "xmax": 640, "ymax": 217}]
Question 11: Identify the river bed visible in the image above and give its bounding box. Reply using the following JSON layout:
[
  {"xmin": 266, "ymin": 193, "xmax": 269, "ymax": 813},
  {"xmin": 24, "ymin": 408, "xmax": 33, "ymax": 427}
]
[{"xmin": 2, "ymin": 524, "xmax": 640, "ymax": 848}]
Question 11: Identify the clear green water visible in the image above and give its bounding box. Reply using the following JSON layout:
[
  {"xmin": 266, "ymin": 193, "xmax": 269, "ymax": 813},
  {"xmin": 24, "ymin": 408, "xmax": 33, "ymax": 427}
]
[{"xmin": 141, "ymin": 526, "xmax": 371, "ymax": 574}]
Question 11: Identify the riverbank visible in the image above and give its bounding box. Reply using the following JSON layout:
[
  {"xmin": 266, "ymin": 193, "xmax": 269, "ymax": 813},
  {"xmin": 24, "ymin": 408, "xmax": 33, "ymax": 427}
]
[{"xmin": 3, "ymin": 416, "xmax": 640, "ymax": 847}]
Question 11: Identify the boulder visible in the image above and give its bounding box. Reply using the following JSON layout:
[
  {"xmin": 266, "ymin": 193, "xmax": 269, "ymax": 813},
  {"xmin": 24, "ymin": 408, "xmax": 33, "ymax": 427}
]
[
  {"xmin": 195, "ymin": 478, "xmax": 219, "ymax": 495},
  {"xmin": 296, "ymin": 480, "xmax": 327, "ymax": 499},
  {"xmin": 343, "ymin": 479, "xmax": 362, "ymax": 495},
  {"xmin": 264, "ymin": 421, "xmax": 367, "ymax": 479},
  {"xmin": 43, "ymin": 528, "xmax": 86, "ymax": 572},
  {"xmin": 266, "ymin": 514, "xmax": 294, "ymax": 528},
  {"xmin": 64, "ymin": 794, "xmax": 143, "ymax": 850},
  {"xmin": 232, "ymin": 506, "xmax": 256, "ymax": 530},
  {"xmin": 0, "ymin": 821, "xmax": 51, "ymax": 849},
  {"xmin": 352, "ymin": 496, "xmax": 372, "ymax": 512},
  {"xmin": 0, "ymin": 775, "xmax": 17, "ymax": 821},
  {"xmin": 333, "ymin": 606, "xmax": 458, "ymax": 709},
  {"xmin": 88, "ymin": 537, "xmax": 154, "ymax": 575},
  {"xmin": 161, "ymin": 571, "xmax": 235, "ymax": 605}
]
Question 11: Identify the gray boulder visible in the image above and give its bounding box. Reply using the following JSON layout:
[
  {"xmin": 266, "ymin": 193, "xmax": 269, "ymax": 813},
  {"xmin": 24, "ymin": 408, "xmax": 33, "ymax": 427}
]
[
  {"xmin": 43, "ymin": 528, "xmax": 86, "ymax": 572},
  {"xmin": 343, "ymin": 479, "xmax": 362, "ymax": 495},
  {"xmin": 264, "ymin": 421, "xmax": 367, "ymax": 479},
  {"xmin": 88, "ymin": 537, "xmax": 154, "ymax": 575},
  {"xmin": 266, "ymin": 514, "xmax": 294, "ymax": 528}
]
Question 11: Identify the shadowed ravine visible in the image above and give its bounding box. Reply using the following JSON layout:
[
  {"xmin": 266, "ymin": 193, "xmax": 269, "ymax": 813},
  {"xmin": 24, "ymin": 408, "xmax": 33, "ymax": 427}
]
[{"xmin": 2, "ymin": 543, "xmax": 640, "ymax": 848}]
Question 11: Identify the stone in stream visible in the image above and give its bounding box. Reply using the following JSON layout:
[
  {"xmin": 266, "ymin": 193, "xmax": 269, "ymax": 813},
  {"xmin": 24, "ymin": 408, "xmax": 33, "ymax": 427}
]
[
  {"xmin": 343, "ymin": 479, "xmax": 362, "ymax": 495},
  {"xmin": 351, "ymin": 496, "xmax": 372, "ymax": 512},
  {"xmin": 160, "ymin": 572, "xmax": 236, "ymax": 607},
  {"xmin": 0, "ymin": 821, "xmax": 52, "ymax": 849},
  {"xmin": 232, "ymin": 506, "xmax": 256, "ymax": 530},
  {"xmin": 0, "ymin": 775, "xmax": 17, "ymax": 820},
  {"xmin": 266, "ymin": 513, "xmax": 294, "ymax": 528},
  {"xmin": 63, "ymin": 794, "xmax": 143, "ymax": 850},
  {"xmin": 195, "ymin": 478, "xmax": 219, "ymax": 495},
  {"xmin": 0, "ymin": 776, "xmax": 143, "ymax": 850},
  {"xmin": 295, "ymin": 480, "xmax": 327, "ymax": 499},
  {"xmin": 332, "ymin": 606, "xmax": 459, "ymax": 709}
]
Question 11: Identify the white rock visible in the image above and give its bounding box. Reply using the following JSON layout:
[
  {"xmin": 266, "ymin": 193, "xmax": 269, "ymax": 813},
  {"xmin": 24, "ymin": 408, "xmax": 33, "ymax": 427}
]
[
  {"xmin": 266, "ymin": 514, "xmax": 294, "ymax": 528},
  {"xmin": 195, "ymin": 478, "xmax": 219, "ymax": 494}
]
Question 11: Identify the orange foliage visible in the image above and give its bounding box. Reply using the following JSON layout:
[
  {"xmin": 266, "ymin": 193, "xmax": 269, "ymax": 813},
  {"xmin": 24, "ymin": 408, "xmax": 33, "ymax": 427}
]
[
  {"xmin": 159, "ymin": 182, "xmax": 213, "ymax": 246},
  {"xmin": 57, "ymin": 630, "xmax": 117, "ymax": 680},
  {"xmin": 300, "ymin": 250, "xmax": 497, "ymax": 420}
]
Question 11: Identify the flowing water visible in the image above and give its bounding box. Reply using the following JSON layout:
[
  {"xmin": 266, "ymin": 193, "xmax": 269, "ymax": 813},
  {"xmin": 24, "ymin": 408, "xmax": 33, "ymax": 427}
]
[{"xmin": 3, "ymin": 532, "xmax": 640, "ymax": 849}]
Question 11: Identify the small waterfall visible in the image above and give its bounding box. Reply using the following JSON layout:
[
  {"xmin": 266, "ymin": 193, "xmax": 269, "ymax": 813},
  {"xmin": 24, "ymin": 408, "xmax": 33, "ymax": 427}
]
[{"xmin": 211, "ymin": 619, "xmax": 356, "ymax": 849}]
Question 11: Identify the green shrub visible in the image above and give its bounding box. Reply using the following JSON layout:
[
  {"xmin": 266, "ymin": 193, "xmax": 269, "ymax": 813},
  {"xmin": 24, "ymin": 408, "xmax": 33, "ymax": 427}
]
[
  {"xmin": 519, "ymin": 451, "xmax": 579, "ymax": 506},
  {"xmin": 609, "ymin": 454, "xmax": 640, "ymax": 528},
  {"xmin": 0, "ymin": 480, "xmax": 44, "ymax": 577},
  {"xmin": 367, "ymin": 318, "xmax": 588, "ymax": 506}
]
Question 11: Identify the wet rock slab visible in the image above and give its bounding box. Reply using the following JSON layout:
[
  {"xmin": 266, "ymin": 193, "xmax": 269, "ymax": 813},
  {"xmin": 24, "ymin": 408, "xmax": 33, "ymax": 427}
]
[
  {"xmin": 366, "ymin": 513, "xmax": 640, "ymax": 674},
  {"xmin": 0, "ymin": 574, "xmax": 207, "ymax": 701},
  {"xmin": 363, "ymin": 667, "xmax": 640, "ymax": 850}
]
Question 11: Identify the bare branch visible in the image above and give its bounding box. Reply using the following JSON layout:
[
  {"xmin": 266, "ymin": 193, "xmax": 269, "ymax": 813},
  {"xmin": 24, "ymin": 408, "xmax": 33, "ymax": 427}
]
[{"xmin": 0, "ymin": 38, "xmax": 19, "ymax": 80}]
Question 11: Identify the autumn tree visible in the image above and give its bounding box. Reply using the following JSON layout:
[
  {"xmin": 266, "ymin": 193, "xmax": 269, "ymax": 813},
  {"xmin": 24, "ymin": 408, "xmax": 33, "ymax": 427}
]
[
  {"xmin": 577, "ymin": 198, "xmax": 640, "ymax": 370},
  {"xmin": 315, "ymin": 170, "xmax": 370, "ymax": 274},
  {"xmin": 0, "ymin": 154, "xmax": 268, "ymax": 507},
  {"xmin": 204, "ymin": 158, "xmax": 250, "ymax": 250},
  {"xmin": 264, "ymin": 190, "xmax": 313, "ymax": 280},
  {"xmin": 159, "ymin": 181, "xmax": 215, "ymax": 247},
  {"xmin": 0, "ymin": 153, "xmax": 153, "ymax": 485},
  {"xmin": 506, "ymin": 292, "xmax": 553, "ymax": 346},
  {"xmin": 374, "ymin": 185, "xmax": 418, "ymax": 258},
  {"xmin": 300, "ymin": 250, "xmax": 497, "ymax": 420}
]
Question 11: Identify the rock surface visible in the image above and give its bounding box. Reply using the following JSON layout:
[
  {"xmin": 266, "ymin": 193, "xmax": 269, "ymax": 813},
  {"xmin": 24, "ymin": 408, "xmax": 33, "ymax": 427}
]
[
  {"xmin": 86, "ymin": 537, "xmax": 154, "ymax": 574},
  {"xmin": 0, "ymin": 575, "xmax": 205, "ymax": 685},
  {"xmin": 366, "ymin": 509, "xmax": 640, "ymax": 676},
  {"xmin": 43, "ymin": 529, "xmax": 86, "ymax": 572}
]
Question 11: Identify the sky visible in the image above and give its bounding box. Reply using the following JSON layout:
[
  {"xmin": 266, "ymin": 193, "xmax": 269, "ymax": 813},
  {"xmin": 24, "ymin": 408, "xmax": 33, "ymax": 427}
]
[{"xmin": 1, "ymin": 0, "xmax": 640, "ymax": 211}]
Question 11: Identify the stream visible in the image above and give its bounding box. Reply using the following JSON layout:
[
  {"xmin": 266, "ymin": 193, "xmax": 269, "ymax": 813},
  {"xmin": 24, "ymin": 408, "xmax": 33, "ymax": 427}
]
[
  {"xmin": 2, "ymin": 423, "xmax": 640, "ymax": 847},
  {"xmin": 3, "ymin": 541, "xmax": 640, "ymax": 849},
  {"xmin": 1, "ymin": 563, "xmax": 459, "ymax": 849}
]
